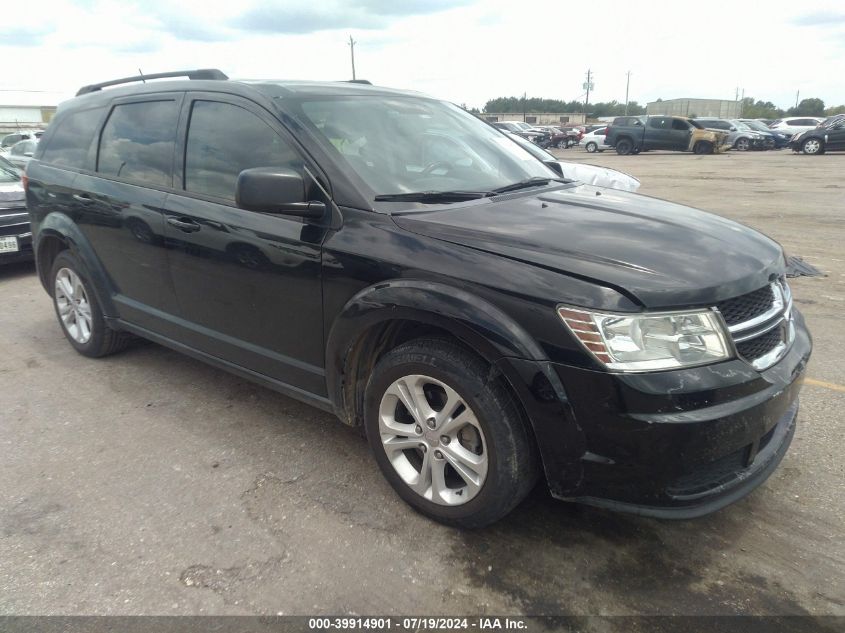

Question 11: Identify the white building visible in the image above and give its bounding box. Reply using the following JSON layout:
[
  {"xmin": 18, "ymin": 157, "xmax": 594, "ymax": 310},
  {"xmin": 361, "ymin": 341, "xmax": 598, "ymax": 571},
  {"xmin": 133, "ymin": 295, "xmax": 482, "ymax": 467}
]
[{"xmin": 0, "ymin": 91, "xmax": 63, "ymax": 134}]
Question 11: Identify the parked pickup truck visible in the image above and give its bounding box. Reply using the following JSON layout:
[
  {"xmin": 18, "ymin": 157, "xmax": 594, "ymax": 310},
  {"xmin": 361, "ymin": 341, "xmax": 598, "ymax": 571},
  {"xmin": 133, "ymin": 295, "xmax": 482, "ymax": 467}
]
[{"xmin": 605, "ymin": 115, "xmax": 731, "ymax": 155}]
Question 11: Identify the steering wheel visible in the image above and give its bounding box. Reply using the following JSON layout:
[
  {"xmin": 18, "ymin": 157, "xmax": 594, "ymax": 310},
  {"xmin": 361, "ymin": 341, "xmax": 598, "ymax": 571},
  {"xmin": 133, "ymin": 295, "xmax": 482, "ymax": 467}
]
[{"xmin": 421, "ymin": 160, "xmax": 453, "ymax": 176}]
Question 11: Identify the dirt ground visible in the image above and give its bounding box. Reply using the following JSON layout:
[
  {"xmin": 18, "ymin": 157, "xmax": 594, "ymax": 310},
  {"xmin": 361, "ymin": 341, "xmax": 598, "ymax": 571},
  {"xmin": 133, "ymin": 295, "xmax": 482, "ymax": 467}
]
[{"xmin": 0, "ymin": 149, "xmax": 843, "ymax": 623}]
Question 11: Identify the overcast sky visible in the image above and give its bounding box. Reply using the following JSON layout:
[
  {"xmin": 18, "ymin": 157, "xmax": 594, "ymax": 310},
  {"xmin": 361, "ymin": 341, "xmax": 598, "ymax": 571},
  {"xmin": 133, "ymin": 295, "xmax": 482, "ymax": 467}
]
[{"xmin": 4, "ymin": 0, "xmax": 845, "ymax": 110}]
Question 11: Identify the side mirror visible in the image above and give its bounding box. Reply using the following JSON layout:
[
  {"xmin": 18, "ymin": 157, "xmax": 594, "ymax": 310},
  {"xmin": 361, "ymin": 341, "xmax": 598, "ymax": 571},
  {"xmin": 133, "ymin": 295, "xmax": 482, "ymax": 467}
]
[
  {"xmin": 236, "ymin": 167, "xmax": 325, "ymax": 218},
  {"xmin": 729, "ymin": 126, "xmax": 737, "ymax": 132}
]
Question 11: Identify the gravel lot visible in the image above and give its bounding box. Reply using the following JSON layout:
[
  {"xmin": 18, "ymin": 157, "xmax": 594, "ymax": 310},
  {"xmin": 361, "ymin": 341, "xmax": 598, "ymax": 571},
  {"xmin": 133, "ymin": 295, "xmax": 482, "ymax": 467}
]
[{"xmin": 1, "ymin": 149, "xmax": 843, "ymax": 622}]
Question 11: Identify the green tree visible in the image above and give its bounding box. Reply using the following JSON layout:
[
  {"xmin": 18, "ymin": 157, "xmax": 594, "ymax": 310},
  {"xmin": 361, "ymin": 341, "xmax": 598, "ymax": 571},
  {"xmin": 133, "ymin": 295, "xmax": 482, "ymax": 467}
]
[
  {"xmin": 824, "ymin": 104, "xmax": 845, "ymax": 116},
  {"xmin": 787, "ymin": 98, "xmax": 825, "ymax": 116},
  {"xmin": 740, "ymin": 98, "xmax": 784, "ymax": 119},
  {"xmin": 483, "ymin": 97, "xmax": 645, "ymax": 116}
]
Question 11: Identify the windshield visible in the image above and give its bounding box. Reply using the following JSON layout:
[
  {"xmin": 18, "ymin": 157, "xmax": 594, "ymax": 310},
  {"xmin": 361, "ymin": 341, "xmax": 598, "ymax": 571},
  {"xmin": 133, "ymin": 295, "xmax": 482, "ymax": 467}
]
[
  {"xmin": 0, "ymin": 155, "xmax": 20, "ymax": 182},
  {"xmin": 741, "ymin": 120, "xmax": 770, "ymax": 132},
  {"xmin": 298, "ymin": 97, "xmax": 554, "ymax": 198},
  {"xmin": 730, "ymin": 120, "xmax": 752, "ymax": 131}
]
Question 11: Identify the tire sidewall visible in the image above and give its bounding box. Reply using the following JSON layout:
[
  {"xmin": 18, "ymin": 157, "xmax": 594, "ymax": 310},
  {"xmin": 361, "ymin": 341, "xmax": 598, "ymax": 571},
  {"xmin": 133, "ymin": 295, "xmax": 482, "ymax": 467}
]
[
  {"xmin": 586, "ymin": 142, "xmax": 597, "ymax": 153},
  {"xmin": 363, "ymin": 348, "xmax": 523, "ymax": 525},
  {"xmin": 50, "ymin": 251, "xmax": 108, "ymax": 356}
]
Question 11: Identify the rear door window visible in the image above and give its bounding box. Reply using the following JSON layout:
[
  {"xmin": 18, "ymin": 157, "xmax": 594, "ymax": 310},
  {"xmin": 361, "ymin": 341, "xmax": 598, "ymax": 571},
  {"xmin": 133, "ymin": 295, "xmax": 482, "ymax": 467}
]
[{"xmin": 97, "ymin": 100, "xmax": 179, "ymax": 188}]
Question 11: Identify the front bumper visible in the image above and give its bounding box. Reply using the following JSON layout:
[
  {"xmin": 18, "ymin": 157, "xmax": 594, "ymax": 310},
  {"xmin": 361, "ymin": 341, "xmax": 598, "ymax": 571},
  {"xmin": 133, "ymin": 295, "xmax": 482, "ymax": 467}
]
[
  {"xmin": 518, "ymin": 309, "xmax": 811, "ymax": 518},
  {"xmin": 0, "ymin": 209, "xmax": 33, "ymax": 264}
]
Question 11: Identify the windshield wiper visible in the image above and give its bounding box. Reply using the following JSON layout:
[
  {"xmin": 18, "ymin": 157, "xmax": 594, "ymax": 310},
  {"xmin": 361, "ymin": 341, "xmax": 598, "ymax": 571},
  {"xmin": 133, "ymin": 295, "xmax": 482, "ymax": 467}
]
[
  {"xmin": 491, "ymin": 177, "xmax": 554, "ymax": 194},
  {"xmin": 374, "ymin": 190, "xmax": 493, "ymax": 203}
]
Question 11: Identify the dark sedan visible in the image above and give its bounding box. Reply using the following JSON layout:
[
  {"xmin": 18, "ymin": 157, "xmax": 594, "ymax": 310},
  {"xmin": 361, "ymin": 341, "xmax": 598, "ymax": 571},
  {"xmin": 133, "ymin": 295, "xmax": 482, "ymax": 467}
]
[
  {"xmin": 789, "ymin": 114, "xmax": 845, "ymax": 155},
  {"xmin": 0, "ymin": 155, "xmax": 32, "ymax": 264}
]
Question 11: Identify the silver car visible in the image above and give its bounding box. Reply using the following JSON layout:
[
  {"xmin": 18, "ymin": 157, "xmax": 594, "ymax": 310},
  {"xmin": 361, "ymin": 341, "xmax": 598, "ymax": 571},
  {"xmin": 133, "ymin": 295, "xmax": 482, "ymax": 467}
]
[{"xmin": 7, "ymin": 139, "xmax": 38, "ymax": 169}]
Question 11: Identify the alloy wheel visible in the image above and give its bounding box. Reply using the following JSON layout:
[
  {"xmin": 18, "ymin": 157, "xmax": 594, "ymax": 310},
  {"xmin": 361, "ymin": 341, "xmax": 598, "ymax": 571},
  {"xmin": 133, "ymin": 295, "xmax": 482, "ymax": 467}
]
[
  {"xmin": 378, "ymin": 374, "xmax": 488, "ymax": 506},
  {"xmin": 803, "ymin": 139, "xmax": 821, "ymax": 155},
  {"xmin": 54, "ymin": 268, "xmax": 93, "ymax": 344}
]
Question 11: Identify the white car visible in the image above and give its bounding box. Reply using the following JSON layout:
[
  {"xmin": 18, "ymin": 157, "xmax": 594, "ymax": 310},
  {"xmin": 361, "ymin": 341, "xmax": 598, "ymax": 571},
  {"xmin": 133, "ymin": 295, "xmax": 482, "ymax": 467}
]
[
  {"xmin": 769, "ymin": 117, "xmax": 824, "ymax": 137},
  {"xmin": 502, "ymin": 131, "xmax": 640, "ymax": 192},
  {"xmin": 1, "ymin": 130, "xmax": 43, "ymax": 154},
  {"xmin": 582, "ymin": 127, "xmax": 612, "ymax": 153}
]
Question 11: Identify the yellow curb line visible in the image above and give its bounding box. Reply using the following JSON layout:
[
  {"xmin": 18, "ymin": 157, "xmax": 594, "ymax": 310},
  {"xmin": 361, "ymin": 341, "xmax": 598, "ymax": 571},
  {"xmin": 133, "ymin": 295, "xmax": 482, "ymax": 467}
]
[{"xmin": 804, "ymin": 378, "xmax": 845, "ymax": 393}]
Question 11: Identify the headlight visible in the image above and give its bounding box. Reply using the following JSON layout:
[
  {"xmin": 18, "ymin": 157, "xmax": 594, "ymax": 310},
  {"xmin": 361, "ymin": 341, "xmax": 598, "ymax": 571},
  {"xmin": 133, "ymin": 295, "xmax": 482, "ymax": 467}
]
[{"xmin": 558, "ymin": 307, "xmax": 732, "ymax": 371}]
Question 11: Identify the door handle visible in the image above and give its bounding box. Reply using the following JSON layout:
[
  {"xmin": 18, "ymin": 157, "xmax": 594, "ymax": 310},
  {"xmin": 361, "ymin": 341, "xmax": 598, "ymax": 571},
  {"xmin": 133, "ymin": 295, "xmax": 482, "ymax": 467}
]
[
  {"xmin": 166, "ymin": 217, "xmax": 201, "ymax": 233},
  {"xmin": 72, "ymin": 194, "xmax": 94, "ymax": 204}
]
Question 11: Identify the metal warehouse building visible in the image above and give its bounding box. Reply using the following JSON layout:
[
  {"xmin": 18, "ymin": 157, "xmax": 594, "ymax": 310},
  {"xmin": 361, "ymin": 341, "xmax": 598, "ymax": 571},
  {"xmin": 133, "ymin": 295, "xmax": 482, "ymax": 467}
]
[
  {"xmin": 0, "ymin": 92, "xmax": 59, "ymax": 135},
  {"xmin": 646, "ymin": 98, "xmax": 741, "ymax": 118}
]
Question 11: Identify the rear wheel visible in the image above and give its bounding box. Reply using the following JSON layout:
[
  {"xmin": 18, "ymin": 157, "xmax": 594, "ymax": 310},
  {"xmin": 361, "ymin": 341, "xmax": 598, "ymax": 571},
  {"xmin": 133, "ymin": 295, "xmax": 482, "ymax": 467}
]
[
  {"xmin": 801, "ymin": 138, "xmax": 824, "ymax": 155},
  {"xmin": 364, "ymin": 339, "xmax": 538, "ymax": 528},
  {"xmin": 50, "ymin": 251, "xmax": 130, "ymax": 358},
  {"xmin": 616, "ymin": 138, "xmax": 633, "ymax": 155},
  {"xmin": 585, "ymin": 142, "xmax": 598, "ymax": 153}
]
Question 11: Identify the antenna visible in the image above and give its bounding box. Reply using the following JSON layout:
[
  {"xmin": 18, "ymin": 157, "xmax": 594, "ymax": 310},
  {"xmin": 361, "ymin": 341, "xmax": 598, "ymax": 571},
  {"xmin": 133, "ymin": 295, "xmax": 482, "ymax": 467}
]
[{"xmin": 138, "ymin": 68, "xmax": 146, "ymax": 83}]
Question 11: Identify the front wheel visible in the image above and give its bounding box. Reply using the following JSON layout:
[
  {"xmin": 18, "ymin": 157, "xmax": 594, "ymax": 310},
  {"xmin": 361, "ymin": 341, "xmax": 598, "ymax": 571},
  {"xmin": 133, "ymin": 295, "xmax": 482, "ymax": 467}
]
[
  {"xmin": 802, "ymin": 138, "xmax": 824, "ymax": 155},
  {"xmin": 50, "ymin": 251, "xmax": 130, "ymax": 357},
  {"xmin": 364, "ymin": 339, "xmax": 538, "ymax": 528},
  {"xmin": 585, "ymin": 142, "xmax": 598, "ymax": 153},
  {"xmin": 735, "ymin": 137, "xmax": 750, "ymax": 151}
]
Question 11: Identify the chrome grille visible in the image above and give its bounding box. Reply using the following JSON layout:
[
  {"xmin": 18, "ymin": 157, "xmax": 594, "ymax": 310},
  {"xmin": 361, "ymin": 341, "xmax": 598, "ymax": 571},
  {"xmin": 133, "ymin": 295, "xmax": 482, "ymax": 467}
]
[
  {"xmin": 717, "ymin": 279, "xmax": 794, "ymax": 371},
  {"xmin": 716, "ymin": 285, "xmax": 775, "ymax": 326},
  {"xmin": 735, "ymin": 327, "xmax": 783, "ymax": 362}
]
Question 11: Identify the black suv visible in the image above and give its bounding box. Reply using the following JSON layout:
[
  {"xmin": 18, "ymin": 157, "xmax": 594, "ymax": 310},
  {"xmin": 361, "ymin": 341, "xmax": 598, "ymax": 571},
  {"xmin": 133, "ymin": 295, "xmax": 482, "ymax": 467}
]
[{"xmin": 26, "ymin": 70, "xmax": 811, "ymax": 527}]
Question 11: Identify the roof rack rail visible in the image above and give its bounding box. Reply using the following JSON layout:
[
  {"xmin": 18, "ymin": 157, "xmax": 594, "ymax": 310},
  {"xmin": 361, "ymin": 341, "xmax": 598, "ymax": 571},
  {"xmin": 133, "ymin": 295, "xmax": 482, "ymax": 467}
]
[
  {"xmin": 347, "ymin": 79, "xmax": 372, "ymax": 85},
  {"xmin": 76, "ymin": 69, "xmax": 228, "ymax": 96}
]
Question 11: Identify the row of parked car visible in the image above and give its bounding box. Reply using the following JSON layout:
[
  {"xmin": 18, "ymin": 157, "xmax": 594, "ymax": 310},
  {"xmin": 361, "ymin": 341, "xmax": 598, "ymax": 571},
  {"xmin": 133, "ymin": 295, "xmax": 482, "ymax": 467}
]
[
  {"xmin": 592, "ymin": 114, "xmax": 843, "ymax": 156},
  {"xmin": 488, "ymin": 114, "xmax": 845, "ymax": 157}
]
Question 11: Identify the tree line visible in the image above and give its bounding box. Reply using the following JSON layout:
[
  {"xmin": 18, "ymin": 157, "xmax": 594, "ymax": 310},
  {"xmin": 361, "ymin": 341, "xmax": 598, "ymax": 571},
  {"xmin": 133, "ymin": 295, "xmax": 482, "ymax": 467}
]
[
  {"xmin": 482, "ymin": 96, "xmax": 646, "ymax": 116},
  {"xmin": 482, "ymin": 95, "xmax": 845, "ymax": 118}
]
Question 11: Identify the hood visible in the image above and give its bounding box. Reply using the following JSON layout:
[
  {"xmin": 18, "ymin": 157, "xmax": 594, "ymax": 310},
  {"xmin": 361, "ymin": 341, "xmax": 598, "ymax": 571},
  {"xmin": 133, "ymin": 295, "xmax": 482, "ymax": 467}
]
[
  {"xmin": 0, "ymin": 181, "xmax": 25, "ymax": 204},
  {"xmin": 392, "ymin": 185, "xmax": 784, "ymax": 309}
]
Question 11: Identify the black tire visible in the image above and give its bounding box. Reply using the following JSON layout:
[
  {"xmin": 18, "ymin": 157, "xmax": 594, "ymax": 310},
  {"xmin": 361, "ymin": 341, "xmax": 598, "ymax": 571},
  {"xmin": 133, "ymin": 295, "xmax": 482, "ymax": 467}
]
[
  {"xmin": 585, "ymin": 142, "xmax": 598, "ymax": 153},
  {"xmin": 693, "ymin": 141, "xmax": 713, "ymax": 155},
  {"xmin": 50, "ymin": 251, "xmax": 130, "ymax": 358},
  {"xmin": 801, "ymin": 138, "xmax": 824, "ymax": 155},
  {"xmin": 735, "ymin": 137, "xmax": 750, "ymax": 151},
  {"xmin": 364, "ymin": 338, "xmax": 538, "ymax": 528},
  {"xmin": 616, "ymin": 138, "xmax": 633, "ymax": 155}
]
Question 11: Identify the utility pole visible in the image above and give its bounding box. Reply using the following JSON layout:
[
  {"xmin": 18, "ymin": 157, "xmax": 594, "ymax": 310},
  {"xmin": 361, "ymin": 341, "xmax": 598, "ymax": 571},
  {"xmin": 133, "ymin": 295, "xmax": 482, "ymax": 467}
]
[
  {"xmin": 348, "ymin": 35, "xmax": 357, "ymax": 80},
  {"xmin": 522, "ymin": 92, "xmax": 527, "ymax": 122},
  {"xmin": 624, "ymin": 70, "xmax": 631, "ymax": 115},
  {"xmin": 583, "ymin": 69, "xmax": 593, "ymax": 115},
  {"xmin": 795, "ymin": 90, "xmax": 800, "ymax": 109}
]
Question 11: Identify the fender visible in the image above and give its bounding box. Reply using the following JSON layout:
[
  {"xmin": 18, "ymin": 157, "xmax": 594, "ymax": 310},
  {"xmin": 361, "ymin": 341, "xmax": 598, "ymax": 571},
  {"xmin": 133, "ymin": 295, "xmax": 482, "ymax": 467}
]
[
  {"xmin": 34, "ymin": 212, "xmax": 118, "ymax": 318},
  {"xmin": 325, "ymin": 278, "xmax": 548, "ymax": 418}
]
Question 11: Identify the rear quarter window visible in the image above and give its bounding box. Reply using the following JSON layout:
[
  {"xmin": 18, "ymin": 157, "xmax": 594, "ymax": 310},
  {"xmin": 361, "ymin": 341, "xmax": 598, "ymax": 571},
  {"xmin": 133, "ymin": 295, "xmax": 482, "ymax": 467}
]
[{"xmin": 39, "ymin": 106, "xmax": 105, "ymax": 169}]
